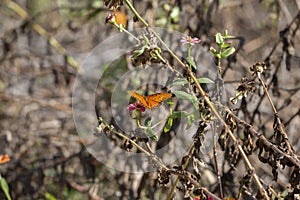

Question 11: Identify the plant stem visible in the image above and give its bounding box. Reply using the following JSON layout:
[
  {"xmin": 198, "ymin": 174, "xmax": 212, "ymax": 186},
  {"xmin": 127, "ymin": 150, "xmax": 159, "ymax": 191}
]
[
  {"xmin": 112, "ymin": 22, "xmax": 139, "ymax": 41},
  {"xmin": 124, "ymin": 1, "xmax": 270, "ymax": 198},
  {"xmin": 156, "ymin": 33, "xmax": 269, "ymax": 199},
  {"xmin": 166, "ymin": 145, "xmax": 195, "ymax": 200},
  {"xmin": 257, "ymin": 74, "xmax": 295, "ymax": 155},
  {"xmin": 124, "ymin": 0, "xmax": 148, "ymax": 27},
  {"xmin": 226, "ymin": 108, "xmax": 300, "ymax": 168},
  {"xmin": 188, "ymin": 45, "xmax": 192, "ymax": 59},
  {"xmin": 212, "ymin": 122, "xmax": 223, "ymax": 198},
  {"xmin": 108, "ymin": 124, "xmax": 168, "ymax": 170}
]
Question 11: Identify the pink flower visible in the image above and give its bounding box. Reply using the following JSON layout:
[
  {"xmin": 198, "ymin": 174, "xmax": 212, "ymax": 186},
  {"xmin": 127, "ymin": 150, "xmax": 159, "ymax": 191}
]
[
  {"xmin": 127, "ymin": 103, "xmax": 146, "ymax": 112},
  {"xmin": 180, "ymin": 36, "xmax": 201, "ymax": 46}
]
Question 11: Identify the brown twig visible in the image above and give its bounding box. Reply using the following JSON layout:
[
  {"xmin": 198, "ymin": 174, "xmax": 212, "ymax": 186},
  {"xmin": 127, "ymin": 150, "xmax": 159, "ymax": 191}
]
[
  {"xmin": 166, "ymin": 145, "xmax": 195, "ymax": 200},
  {"xmin": 97, "ymin": 120, "xmax": 221, "ymax": 199},
  {"xmin": 212, "ymin": 122, "xmax": 223, "ymax": 198},
  {"xmin": 227, "ymin": 108, "xmax": 300, "ymax": 168},
  {"xmin": 168, "ymin": 169, "xmax": 222, "ymax": 200},
  {"xmin": 177, "ymin": 67, "xmax": 269, "ymax": 199},
  {"xmin": 124, "ymin": 0, "xmax": 270, "ymax": 198},
  {"xmin": 256, "ymin": 71, "xmax": 294, "ymax": 155},
  {"xmin": 101, "ymin": 1, "xmax": 283, "ymax": 198},
  {"xmin": 96, "ymin": 118, "xmax": 168, "ymax": 171}
]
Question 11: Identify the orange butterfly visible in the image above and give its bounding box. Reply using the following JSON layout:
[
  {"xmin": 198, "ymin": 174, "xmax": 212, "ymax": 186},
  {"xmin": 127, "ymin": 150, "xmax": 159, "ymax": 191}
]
[
  {"xmin": 114, "ymin": 11, "xmax": 127, "ymax": 26},
  {"xmin": 0, "ymin": 154, "xmax": 10, "ymax": 165},
  {"xmin": 128, "ymin": 91, "xmax": 172, "ymax": 109},
  {"xmin": 105, "ymin": 11, "xmax": 127, "ymax": 26}
]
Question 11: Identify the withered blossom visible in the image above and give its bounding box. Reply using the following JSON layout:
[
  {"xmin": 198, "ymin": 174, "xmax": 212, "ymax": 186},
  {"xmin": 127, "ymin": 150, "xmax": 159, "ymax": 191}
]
[
  {"xmin": 180, "ymin": 36, "xmax": 201, "ymax": 46},
  {"xmin": 127, "ymin": 102, "xmax": 146, "ymax": 112}
]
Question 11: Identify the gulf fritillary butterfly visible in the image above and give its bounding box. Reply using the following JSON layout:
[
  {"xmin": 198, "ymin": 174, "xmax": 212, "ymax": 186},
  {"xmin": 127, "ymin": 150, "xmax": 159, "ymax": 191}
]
[
  {"xmin": 0, "ymin": 154, "xmax": 10, "ymax": 164},
  {"xmin": 105, "ymin": 11, "xmax": 127, "ymax": 26},
  {"xmin": 114, "ymin": 11, "xmax": 127, "ymax": 26},
  {"xmin": 128, "ymin": 91, "xmax": 172, "ymax": 109}
]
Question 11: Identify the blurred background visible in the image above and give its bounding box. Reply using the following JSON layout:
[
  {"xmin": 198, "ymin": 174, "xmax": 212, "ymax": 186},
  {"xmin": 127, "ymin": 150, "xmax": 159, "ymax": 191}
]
[{"xmin": 0, "ymin": 0, "xmax": 299, "ymax": 199}]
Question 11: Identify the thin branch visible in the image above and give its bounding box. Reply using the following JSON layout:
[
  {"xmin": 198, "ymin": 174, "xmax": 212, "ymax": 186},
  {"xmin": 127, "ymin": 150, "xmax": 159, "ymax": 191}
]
[
  {"xmin": 124, "ymin": 0, "xmax": 270, "ymax": 198},
  {"xmin": 212, "ymin": 122, "xmax": 223, "ymax": 198},
  {"xmin": 257, "ymin": 73, "xmax": 294, "ymax": 154},
  {"xmin": 168, "ymin": 169, "xmax": 222, "ymax": 200},
  {"xmin": 227, "ymin": 108, "xmax": 300, "ymax": 168},
  {"xmin": 166, "ymin": 145, "xmax": 195, "ymax": 200}
]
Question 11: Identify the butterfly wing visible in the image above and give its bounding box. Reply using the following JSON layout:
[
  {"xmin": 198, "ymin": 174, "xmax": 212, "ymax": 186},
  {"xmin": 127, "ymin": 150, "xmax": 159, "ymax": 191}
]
[
  {"xmin": 148, "ymin": 93, "xmax": 172, "ymax": 102},
  {"xmin": 145, "ymin": 96, "xmax": 161, "ymax": 108},
  {"xmin": 128, "ymin": 91, "xmax": 150, "ymax": 108},
  {"xmin": 128, "ymin": 91, "xmax": 172, "ymax": 109},
  {"xmin": 146, "ymin": 93, "xmax": 172, "ymax": 108}
]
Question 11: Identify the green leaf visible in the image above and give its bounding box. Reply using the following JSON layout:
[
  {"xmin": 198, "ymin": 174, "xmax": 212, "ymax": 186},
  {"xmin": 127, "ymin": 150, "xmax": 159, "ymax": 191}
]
[
  {"xmin": 186, "ymin": 57, "xmax": 197, "ymax": 69},
  {"xmin": 166, "ymin": 100, "xmax": 174, "ymax": 105},
  {"xmin": 150, "ymin": 51, "xmax": 158, "ymax": 60},
  {"xmin": 45, "ymin": 192, "xmax": 57, "ymax": 200},
  {"xmin": 209, "ymin": 47, "xmax": 217, "ymax": 54},
  {"xmin": 223, "ymin": 30, "xmax": 236, "ymax": 39},
  {"xmin": 163, "ymin": 126, "xmax": 170, "ymax": 133},
  {"xmin": 192, "ymin": 108, "xmax": 201, "ymax": 120},
  {"xmin": 170, "ymin": 6, "xmax": 180, "ymax": 22},
  {"xmin": 173, "ymin": 90, "xmax": 196, "ymax": 102},
  {"xmin": 155, "ymin": 17, "xmax": 168, "ymax": 26},
  {"xmin": 142, "ymin": 34, "xmax": 150, "ymax": 45},
  {"xmin": 196, "ymin": 77, "xmax": 214, "ymax": 84},
  {"xmin": 221, "ymin": 47, "xmax": 236, "ymax": 58},
  {"xmin": 170, "ymin": 78, "xmax": 188, "ymax": 87},
  {"xmin": 168, "ymin": 117, "xmax": 173, "ymax": 126},
  {"xmin": 170, "ymin": 77, "xmax": 213, "ymax": 87},
  {"xmin": 144, "ymin": 117, "xmax": 152, "ymax": 127},
  {"xmin": 0, "ymin": 175, "xmax": 12, "ymax": 200},
  {"xmin": 224, "ymin": 35, "xmax": 236, "ymax": 39},
  {"xmin": 145, "ymin": 128, "xmax": 158, "ymax": 141},
  {"xmin": 186, "ymin": 115, "xmax": 194, "ymax": 130},
  {"xmin": 170, "ymin": 111, "xmax": 191, "ymax": 118},
  {"xmin": 132, "ymin": 46, "xmax": 146, "ymax": 58},
  {"xmin": 215, "ymin": 33, "xmax": 224, "ymax": 45},
  {"xmin": 215, "ymin": 53, "xmax": 221, "ymax": 58},
  {"xmin": 224, "ymin": 30, "xmax": 229, "ymax": 37},
  {"xmin": 164, "ymin": 117, "xmax": 173, "ymax": 132},
  {"xmin": 220, "ymin": 43, "xmax": 231, "ymax": 49}
]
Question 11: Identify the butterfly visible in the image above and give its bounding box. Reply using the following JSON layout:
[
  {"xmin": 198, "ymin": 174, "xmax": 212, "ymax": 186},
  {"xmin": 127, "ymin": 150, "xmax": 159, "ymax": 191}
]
[
  {"xmin": 0, "ymin": 154, "xmax": 10, "ymax": 165},
  {"xmin": 113, "ymin": 11, "xmax": 127, "ymax": 26},
  {"xmin": 128, "ymin": 91, "xmax": 172, "ymax": 109},
  {"xmin": 105, "ymin": 11, "xmax": 127, "ymax": 26}
]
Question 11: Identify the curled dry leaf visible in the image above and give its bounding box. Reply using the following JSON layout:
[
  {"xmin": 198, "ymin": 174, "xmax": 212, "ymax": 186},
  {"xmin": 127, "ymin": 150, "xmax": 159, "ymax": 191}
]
[
  {"xmin": 103, "ymin": 0, "xmax": 124, "ymax": 10},
  {"xmin": 157, "ymin": 168, "xmax": 170, "ymax": 185}
]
